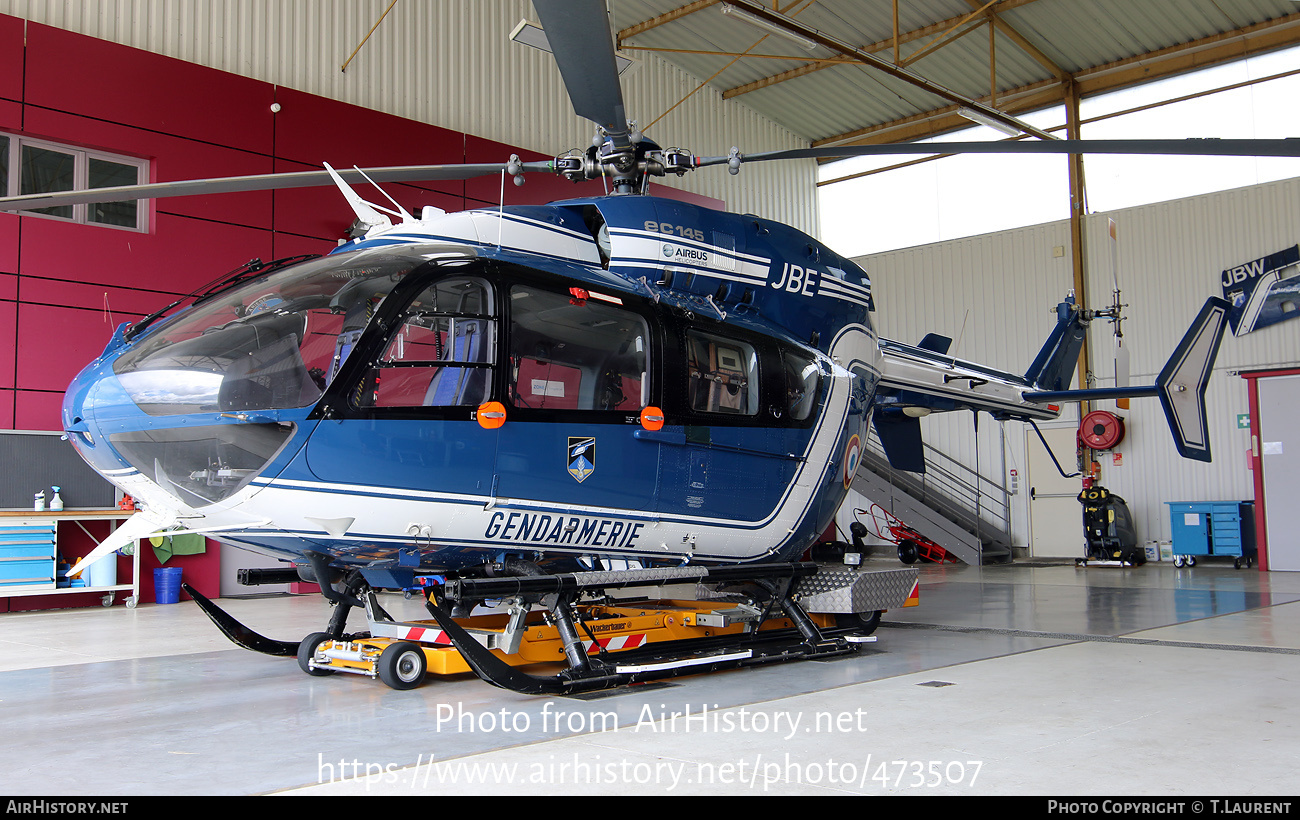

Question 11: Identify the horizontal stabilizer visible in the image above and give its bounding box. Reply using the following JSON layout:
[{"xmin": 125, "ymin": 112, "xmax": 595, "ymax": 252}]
[
  {"xmin": 873, "ymin": 408, "xmax": 926, "ymax": 473},
  {"xmin": 1156, "ymin": 297, "xmax": 1231, "ymax": 462}
]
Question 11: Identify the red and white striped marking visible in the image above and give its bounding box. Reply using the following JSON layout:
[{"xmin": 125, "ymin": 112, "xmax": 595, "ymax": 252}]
[
  {"xmin": 586, "ymin": 633, "xmax": 647, "ymax": 654},
  {"xmin": 399, "ymin": 626, "xmax": 453, "ymax": 645}
]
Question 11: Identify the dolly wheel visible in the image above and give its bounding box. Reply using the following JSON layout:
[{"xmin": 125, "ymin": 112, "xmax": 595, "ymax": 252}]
[
  {"xmin": 897, "ymin": 540, "xmax": 919, "ymax": 564},
  {"xmin": 378, "ymin": 642, "xmax": 427, "ymax": 690},
  {"xmin": 835, "ymin": 610, "xmax": 882, "ymax": 635},
  {"xmin": 298, "ymin": 632, "xmax": 336, "ymax": 677}
]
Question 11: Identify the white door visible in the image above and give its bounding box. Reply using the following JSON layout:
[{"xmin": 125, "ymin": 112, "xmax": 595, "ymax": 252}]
[
  {"xmin": 1027, "ymin": 425, "xmax": 1083, "ymax": 558},
  {"xmin": 1259, "ymin": 374, "xmax": 1300, "ymax": 571}
]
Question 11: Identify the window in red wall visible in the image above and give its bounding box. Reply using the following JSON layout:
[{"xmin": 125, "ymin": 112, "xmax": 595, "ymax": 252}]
[
  {"xmin": 0, "ymin": 134, "xmax": 9, "ymax": 204},
  {"xmin": 3, "ymin": 132, "xmax": 148, "ymax": 232}
]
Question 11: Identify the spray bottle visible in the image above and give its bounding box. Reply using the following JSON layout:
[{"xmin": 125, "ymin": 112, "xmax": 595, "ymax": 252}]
[{"xmin": 50, "ymin": 486, "xmax": 64, "ymax": 512}]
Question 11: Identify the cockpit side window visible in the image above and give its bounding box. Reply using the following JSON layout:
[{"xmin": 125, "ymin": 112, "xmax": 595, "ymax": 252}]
[
  {"xmin": 360, "ymin": 276, "xmax": 497, "ymax": 408},
  {"xmin": 782, "ymin": 349, "xmax": 822, "ymax": 422},
  {"xmin": 686, "ymin": 330, "xmax": 759, "ymax": 416},
  {"xmin": 507, "ymin": 286, "xmax": 648, "ymax": 412}
]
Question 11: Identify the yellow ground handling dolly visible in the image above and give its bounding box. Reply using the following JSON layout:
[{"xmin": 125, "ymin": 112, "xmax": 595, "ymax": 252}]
[{"xmin": 295, "ymin": 562, "xmax": 920, "ymax": 693}]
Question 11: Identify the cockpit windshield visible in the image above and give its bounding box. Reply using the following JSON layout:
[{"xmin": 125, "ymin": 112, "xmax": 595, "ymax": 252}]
[{"xmin": 112, "ymin": 246, "xmax": 447, "ymax": 415}]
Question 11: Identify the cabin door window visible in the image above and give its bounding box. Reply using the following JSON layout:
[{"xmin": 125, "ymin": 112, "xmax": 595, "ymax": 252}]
[{"xmin": 363, "ymin": 276, "xmax": 497, "ymax": 408}]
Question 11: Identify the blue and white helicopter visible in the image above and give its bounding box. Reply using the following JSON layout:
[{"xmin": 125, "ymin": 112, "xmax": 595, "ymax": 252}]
[{"xmin": 2, "ymin": 0, "xmax": 1282, "ymax": 692}]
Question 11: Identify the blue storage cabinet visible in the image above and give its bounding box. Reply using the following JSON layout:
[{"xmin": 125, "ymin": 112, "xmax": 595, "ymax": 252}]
[
  {"xmin": 0, "ymin": 521, "xmax": 58, "ymax": 589},
  {"xmin": 1167, "ymin": 501, "xmax": 1257, "ymax": 569}
]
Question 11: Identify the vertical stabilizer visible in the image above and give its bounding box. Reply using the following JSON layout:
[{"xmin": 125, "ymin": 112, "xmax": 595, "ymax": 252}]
[
  {"xmin": 1023, "ymin": 296, "xmax": 1088, "ymax": 391},
  {"xmin": 872, "ymin": 408, "xmax": 926, "ymax": 473},
  {"xmin": 1156, "ymin": 297, "xmax": 1231, "ymax": 462}
]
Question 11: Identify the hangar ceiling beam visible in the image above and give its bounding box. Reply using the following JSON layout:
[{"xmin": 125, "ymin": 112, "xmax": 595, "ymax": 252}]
[
  {"xmin": 720, "ymin": 0, "xmax": 1055, "ymax": 139},
  {"xmin": 814, "ymin": 9, "xmax": 1300, "ymax": 148},
  {"xmin": 897, "ymin": 18, "xmax": 988, "ymax": 69},
  {"xmin": 719, "ymin": 0, "xmax": 1045, "ymax": 99},
  {"xmin": 617, "ymin": 0, "xmax": 719, "ymax": 44},
  {"xmin": 971, "ymin": 0, "xmax": 1066, "ymax": 81},
  {"xmin": 897, "ymin": 0, "xmax": 1003, "ymax": 69}
]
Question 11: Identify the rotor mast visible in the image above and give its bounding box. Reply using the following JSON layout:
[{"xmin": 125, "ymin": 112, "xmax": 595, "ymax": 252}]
[{"xmin": 552, "ymin": 131, "xmax": 695, "ymax": 194}]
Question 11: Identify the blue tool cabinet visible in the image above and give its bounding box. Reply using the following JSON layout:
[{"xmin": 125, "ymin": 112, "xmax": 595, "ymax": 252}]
[
  {"xmin": 1166, "ymin": 501, "xmax": 1256, "ymax": 569},
  {"xmin": 0, "ymin": 521, "xmax": 58, "ymax": 588}
]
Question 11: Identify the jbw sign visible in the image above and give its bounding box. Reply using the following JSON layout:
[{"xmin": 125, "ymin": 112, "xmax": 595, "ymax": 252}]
[{"xmin": 1220, "ymin": 245, "xmax": 1300, "ymax": 336}]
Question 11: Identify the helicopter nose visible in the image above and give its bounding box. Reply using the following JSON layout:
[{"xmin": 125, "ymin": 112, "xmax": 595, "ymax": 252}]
[
  {"xmin": 60, "ymin": 359, "xmax": 141, "ymax": 478},
  {"xmin": 62, "ymin": 364, "xmax": 101, "ymax": 448}
]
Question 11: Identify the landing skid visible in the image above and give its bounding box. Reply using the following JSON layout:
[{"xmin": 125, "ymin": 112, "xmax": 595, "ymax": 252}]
[
  {"xmin": 184, "ymin": 583, "xmax": 299, "ymax": 656},
  {"xmin": 194, "ymin": 562, "xmax": 919, "ymax": 694},
  {"xmin": 419, "ymin": 589, "xmax": 867, "ymax": 696}
]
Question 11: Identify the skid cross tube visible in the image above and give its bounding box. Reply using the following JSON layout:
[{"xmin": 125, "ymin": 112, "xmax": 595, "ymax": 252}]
[{"xmin": 439, "ymin": 561, "xmax": 819, "ymax": 603}]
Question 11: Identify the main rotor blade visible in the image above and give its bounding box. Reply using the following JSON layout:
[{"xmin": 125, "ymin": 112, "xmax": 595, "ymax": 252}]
[
  {"xmin": 0, "ymin": 161, "xmax": 554, "ymax": 212},
  {"xmin": 700, "ymin": 138, "xmax": 1300, "ymax": 167},
  {"xmin": 532, "ymin": 0, "xmax": 629, "ymax": 147}
]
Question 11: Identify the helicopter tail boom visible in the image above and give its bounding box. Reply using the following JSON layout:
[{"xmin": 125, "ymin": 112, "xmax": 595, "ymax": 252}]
[
  {"xmin": 871, "ymin": 336, "xmax": 1061, "ymax": 473},
  {"xmin": 874, "ymin": 296, "xmax": 1231, "ymax": 472}
]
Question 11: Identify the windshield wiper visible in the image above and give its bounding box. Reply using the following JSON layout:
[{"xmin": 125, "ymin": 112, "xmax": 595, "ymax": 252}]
[{"xmin": 124, "ymin": 254, "xmax": 320, "ymax": 342}]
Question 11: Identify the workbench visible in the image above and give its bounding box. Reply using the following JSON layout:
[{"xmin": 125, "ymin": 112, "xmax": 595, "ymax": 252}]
[{"xmin": 0, "ymin": 510, "xmax": 140, "ymax": 607}]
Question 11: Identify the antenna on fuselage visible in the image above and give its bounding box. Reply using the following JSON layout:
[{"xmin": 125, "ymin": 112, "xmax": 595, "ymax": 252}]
[
  {"xmin": 324, "ymin": 162, "xmax": 392, "ymax": 235},
  {"xmin": 351, "ymin": 165, "xmax": 416, "ymax": 223},
  {"xmin": 325, "ymin": 162, "xmax": 418, "ymax": 236}
]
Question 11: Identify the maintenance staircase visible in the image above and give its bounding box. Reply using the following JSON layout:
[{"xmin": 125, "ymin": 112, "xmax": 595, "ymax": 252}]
[{"xmin": 851, "ymin": 429, "xmax": 1015, "ymax": 565}]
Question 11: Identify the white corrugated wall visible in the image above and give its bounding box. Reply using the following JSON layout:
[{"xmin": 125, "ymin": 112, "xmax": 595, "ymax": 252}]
[
  {"xmin": 1079, "ymin": 178, "xmax": 1300, "ymax": 545},
  {"xmin": 851, "ymin": 176, "xmax": 1300, "ymax": 550},
  {"xmin": 0, "ymin": 0, "xmax": 816, "ymax": 232}
]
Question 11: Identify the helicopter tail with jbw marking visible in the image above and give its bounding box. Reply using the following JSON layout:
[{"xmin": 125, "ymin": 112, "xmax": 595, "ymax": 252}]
[{"xmin": 872, "ymin": 297, "xmax": 1232, "ymax": 471}]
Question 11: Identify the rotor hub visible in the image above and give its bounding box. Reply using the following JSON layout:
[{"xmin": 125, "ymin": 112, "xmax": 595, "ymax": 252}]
[{"xmin": 554, "ymin": 131, "xmax": 694, "ymax": 194}]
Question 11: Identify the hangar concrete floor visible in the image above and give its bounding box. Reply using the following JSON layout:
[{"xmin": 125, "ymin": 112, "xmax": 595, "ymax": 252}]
[{"xmin": 4, "ymin": 559, "xmax": 1299, "ymax": 796}]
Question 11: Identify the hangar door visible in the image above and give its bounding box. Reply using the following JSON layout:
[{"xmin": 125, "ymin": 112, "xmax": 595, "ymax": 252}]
[{"xmin": 1258, "ymin": 374, "xmax": 1300, "ymax": 571}]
